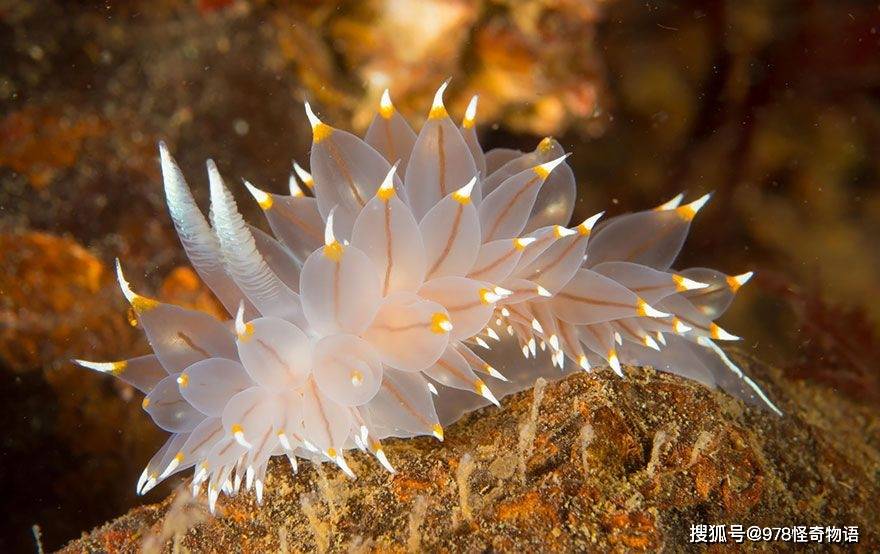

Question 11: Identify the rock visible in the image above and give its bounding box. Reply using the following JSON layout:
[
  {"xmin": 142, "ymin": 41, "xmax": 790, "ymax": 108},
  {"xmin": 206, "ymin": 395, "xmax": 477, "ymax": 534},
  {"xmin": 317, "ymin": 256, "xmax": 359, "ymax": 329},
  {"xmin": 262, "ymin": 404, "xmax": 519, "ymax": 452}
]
[
  {"xmin": 0, "ymin": 232, "xmax": 229, "ymax": 551},
  {"xmin": 0, "ymin": 232, "xmax": 164, "ymax": 550},
  {"xmin": 0, "ymin": 231, "xmax": 137, "ymax": 373},
  {"xmin": 61, "ymin": 357, "xmax": 879, "ymax": 552}
]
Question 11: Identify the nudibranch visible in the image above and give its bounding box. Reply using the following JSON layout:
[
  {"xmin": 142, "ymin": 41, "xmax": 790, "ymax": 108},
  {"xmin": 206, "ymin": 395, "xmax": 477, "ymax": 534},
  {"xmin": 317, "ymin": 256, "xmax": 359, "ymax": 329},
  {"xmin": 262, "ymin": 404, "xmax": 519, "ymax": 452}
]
[{"xmin": 75, "ymin": 83, "xmax": 780, "ymax": 513}]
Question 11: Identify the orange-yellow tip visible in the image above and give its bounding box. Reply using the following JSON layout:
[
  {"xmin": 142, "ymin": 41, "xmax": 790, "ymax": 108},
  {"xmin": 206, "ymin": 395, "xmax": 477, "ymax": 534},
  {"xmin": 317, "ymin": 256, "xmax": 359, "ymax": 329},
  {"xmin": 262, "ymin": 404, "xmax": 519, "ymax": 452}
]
[
  {"xmin": 637, "ymin": 298, "xmax": 670, "ymax": 318},
  {"xmin": 672, "ymin": 274, "xmax": 709, "ymax": 292},
  {"xmin": 159, "ymin": 452, "xmax": 184, "ymax": 479},
  {"xmin": 115, "ymin": 259, "xmax": 158, "ymax": 312},
  {"xmin": 304, "ymin": 102, "xmax": 332, "ymax": 143},
  {"xmin": 554, "ymin": 225, "xmax": 577, "ymax": 238},
  {"xmin": 73, "ymin": 359, "xmax": 127, "ymax": 375},
  {"xmin": 322, "ymin": 209, "xmax": 345, "ymax": 260},
  {"xmin": 534, "ymin": 154, "xmax": 570, "ymax": 179},
  {"xmin": 672, "ymin": 318, "xmax": 692, "ymax": 334},
  {"xmin": 379, "ymin": 89, "xmax": 395, "ymax": 119},
  {"xmin": 644, "ymin": 335, "xmax": 661, "ymax": 351},
  {"xmin": 243, "ymin": 180, "xmax": 274, "ymax": 209},
  {"xmin": 231, "ymin": 423, "xmax": 252, "ymax": 449},
  {"xmin": 292, "ymin": 162, "xmax": 314, "ymax": 189},
  {"xmin": 607, "ymin": 350, "xmax": 622, "ymax": 376},
  {"xmin": 727, "ymin": 271, "xmax": 754, "ymax": 292},
  {"xmin": 350, "ymin": 369, "xmax": 364, "ymax": 387},
  {"xmin": 377, "ymin": 163, "xmax": 399, "ymax": 201},
  {"xmin": 428, "ymin": 81, "xmax": 449, "ymax": 119},
  {"xmin": 475, "ymin": 379, "xmax": 500, "ymax": 407},
  {"xmin": 192, "ymin": 463, "xmax": 208, "ymax": 484},
  {"xmin": 577, "ymin": 211, "xmax": 604, "ymax": 236},
  {"xmin": 676, "ymin": 193, "xmax": 712, "ymax": 221},
  {"xmin": 234, "ymin": 302, "xmax": 254, "ymax": 340},
  {"xmin": 277, "ymin": 432, "xmax": 292, "ymax": 451},
  {"xmin": 654, "ymin": 192, "xmax": 685, "ymax": 211},
  {"xmin": 452, "ymin": 176, "xmax": 477, "ymax": 204},
  {"xmin": 304, "ymin": 101, "xmax": 320, "ymax": 127},
  {"xmin": 430, "ymin": 312, "xmax": 453, "ymax": 334},
  {"xmin": 480, "ymin": 287, "xmax": 503, "ymax": 304},
  {"xmin": 333, "ymin": 453, "xmax": 355, "ymax": 479},
  {"xmin": 141, "ymin": 473, "xmax": 159, "ymax": 495},
  {"xmin": 462, "ymin": 94, "xmax": 478, "ymax": 128},
  {"xmin": 710, "ymin": 323, "xmax": 740, "ymax": 341},
  {"xmin": 578, "ymin": 354, "xmax": 590, "ymax": 371},
  {"xmin": 288, "ymin": 173, "xmax": 305, "ymax": 197},
  {"xmin": 514, "ymin": 236, "xmax": 537, "ymax": 250},
  {"xmin": 374, "ymin": 446, "xmax": 396, "ymax": 473}
]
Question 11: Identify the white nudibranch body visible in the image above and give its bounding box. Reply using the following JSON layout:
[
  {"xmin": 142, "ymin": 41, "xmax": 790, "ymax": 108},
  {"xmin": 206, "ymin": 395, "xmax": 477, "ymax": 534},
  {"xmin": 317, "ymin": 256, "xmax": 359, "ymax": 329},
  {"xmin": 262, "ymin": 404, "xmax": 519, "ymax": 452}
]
[{"xmin": 75, "ymin": 86, "xmax": 781, "ymax": 513}]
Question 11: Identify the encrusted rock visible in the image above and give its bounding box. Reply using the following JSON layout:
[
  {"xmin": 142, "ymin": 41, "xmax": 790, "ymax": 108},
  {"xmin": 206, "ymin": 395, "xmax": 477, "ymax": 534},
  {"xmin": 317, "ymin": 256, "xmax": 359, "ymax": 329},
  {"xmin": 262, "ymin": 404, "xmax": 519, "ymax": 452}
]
[{"xmin": 62, "ymin": 357, "xmax": 879, "ymax": 552}]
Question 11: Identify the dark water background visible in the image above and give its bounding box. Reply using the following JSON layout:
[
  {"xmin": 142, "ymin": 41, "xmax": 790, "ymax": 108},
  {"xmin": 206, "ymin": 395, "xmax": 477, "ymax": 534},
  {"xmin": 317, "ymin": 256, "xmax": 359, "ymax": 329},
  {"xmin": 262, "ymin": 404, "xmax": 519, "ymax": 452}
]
[{"xmin": 1, "ymin": 0, "xmax": 878, "ymax": 550}]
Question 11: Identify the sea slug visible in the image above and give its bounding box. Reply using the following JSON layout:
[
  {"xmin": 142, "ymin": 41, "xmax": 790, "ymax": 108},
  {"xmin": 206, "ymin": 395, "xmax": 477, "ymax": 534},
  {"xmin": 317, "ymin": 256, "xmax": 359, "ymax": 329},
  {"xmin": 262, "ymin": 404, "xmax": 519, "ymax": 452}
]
[{"xmin": 76, "ymin": 83, "xmax": 780, "ymax": 513}]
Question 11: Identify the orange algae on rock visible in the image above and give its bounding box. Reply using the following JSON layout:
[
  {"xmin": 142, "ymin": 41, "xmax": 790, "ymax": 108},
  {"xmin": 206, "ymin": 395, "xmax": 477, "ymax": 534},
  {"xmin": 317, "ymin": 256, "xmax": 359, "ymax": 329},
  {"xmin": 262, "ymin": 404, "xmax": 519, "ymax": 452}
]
[
  {"xmin": 0, "ymin": 231, "xmax": 166, "ymax": 550},
  {"xmin": 158, "ymin": 266, "xmax": 227, "ymax": 320},
  {"xmin": 0, "ymin": 231, "xmax": 126, "ymax": 373}
]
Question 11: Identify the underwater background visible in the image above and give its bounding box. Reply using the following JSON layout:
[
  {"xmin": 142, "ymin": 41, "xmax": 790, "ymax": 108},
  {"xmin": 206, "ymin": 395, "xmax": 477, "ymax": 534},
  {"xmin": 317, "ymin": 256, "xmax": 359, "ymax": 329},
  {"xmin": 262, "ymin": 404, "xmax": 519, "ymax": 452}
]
[{"xmin": 0, "ymin": 0, "xmax": 878, "ymax": 550}]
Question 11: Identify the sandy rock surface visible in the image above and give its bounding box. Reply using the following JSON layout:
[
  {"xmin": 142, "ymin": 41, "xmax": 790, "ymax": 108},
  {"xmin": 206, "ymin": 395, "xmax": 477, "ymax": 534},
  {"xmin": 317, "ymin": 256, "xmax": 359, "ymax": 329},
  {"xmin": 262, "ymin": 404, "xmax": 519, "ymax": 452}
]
[{"xmin": 61, "ymin": 357, "xmax": 879, "ymax": 552}]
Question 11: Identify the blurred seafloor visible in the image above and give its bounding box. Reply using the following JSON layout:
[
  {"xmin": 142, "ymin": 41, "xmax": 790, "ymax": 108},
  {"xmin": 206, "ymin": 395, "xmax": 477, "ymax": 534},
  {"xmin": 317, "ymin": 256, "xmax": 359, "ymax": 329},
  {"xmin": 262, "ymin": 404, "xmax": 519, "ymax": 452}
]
[{"xmin": 0, "ymin": 0, "xmax": 878, "ymax": 550}]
